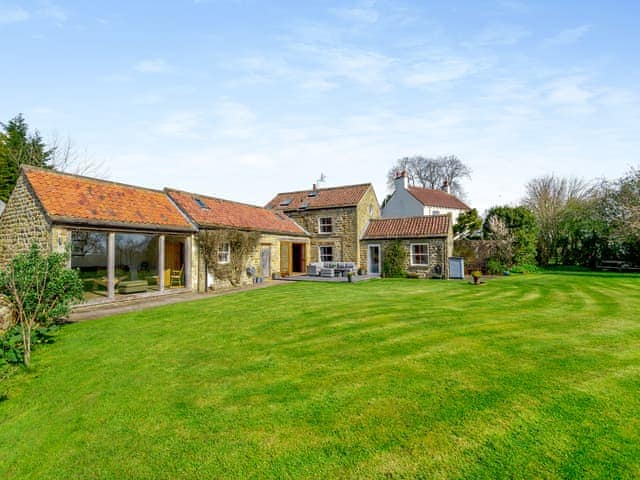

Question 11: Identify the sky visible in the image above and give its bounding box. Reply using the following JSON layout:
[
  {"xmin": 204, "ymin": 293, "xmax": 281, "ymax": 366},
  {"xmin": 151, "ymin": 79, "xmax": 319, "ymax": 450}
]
[{"xmin": 1, "ymin": 0, "xmax": 639, "ymax": 213}]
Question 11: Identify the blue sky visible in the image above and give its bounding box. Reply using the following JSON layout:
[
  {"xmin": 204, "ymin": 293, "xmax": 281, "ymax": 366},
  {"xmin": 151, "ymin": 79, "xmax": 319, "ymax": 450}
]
[{"xmin": 1, "ymin": 0, "xmax": 639, "ymax": 212}]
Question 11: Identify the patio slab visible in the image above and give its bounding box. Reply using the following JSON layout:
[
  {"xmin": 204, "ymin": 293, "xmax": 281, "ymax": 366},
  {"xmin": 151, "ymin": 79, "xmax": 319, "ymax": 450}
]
[{"xmin": 278, "ymin": 274, "xmax": 380, "ymax": 283}]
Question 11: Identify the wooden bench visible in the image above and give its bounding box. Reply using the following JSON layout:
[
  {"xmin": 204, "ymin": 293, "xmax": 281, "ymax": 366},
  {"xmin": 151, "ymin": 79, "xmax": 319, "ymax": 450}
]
[
  {"xmin": 118, "ymin": 280, "xmax": 149, "ymax": 294},
  {"xmin": 596, "ymin": 260, "xmax": 640, "ymax": 272}
]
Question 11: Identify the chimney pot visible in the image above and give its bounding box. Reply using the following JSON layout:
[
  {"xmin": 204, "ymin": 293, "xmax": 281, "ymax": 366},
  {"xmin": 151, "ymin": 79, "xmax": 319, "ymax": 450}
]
[{"xmin": 394, "ymin": 170, "xmax": 408, "ymax": 190}]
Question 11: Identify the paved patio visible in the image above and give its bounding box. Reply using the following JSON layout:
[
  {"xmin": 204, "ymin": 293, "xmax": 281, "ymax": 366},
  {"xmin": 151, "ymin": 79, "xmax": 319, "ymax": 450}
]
[
  {"xmin": 278, "ymin": 274, "xmax": 380, "ymax": 283},
  {"xmin": 69, "ymin": 280, "xmax": 286, "ymax": 322}
]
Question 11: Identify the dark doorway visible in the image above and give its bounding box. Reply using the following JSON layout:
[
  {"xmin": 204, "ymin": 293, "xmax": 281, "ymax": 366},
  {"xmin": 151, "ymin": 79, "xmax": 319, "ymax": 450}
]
[{"xmin": 292, "ymin": 243, "xmax": 305, "ymax": 273}]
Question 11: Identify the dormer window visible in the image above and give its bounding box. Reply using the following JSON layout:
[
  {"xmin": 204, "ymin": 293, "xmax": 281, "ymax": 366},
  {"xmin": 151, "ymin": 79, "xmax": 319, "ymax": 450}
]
[
  {"xmin": 308, "ymin": 191, "xmax": 317, "ymax": 197},
  {"xmin": 280, "ymin": 198, "xmax": 292, "ymax": 206},
  {"xmin": 299, "ymin": 202, "xmax": 309, "ymax": 210}
]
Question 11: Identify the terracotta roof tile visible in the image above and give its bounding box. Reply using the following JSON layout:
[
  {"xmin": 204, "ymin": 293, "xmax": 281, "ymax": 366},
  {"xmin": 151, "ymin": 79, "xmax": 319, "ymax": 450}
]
[
  {"xmin": 23, "ymin": 167, "xmax": 194, "ymax": 231},
  {"xmin": 167, "ymin": 189, "xmax": 307, "ymax": 236},
  {"xmin": 363, "ymin": 215, "xmax": 450, "ymax": 239},
  {"xmin": 407, "ymin": 187, "xmax": 470, "ymax": 210},
  {"xmin": 266, "ymin": 184, "xmax": 371, "ymax": 211}
]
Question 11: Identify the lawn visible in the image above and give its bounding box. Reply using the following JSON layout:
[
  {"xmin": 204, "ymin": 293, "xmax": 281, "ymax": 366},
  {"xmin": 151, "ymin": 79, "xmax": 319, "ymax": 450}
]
[{"xmin": 1, "ymin": 272, "xmax": 639, "ymax": 479}]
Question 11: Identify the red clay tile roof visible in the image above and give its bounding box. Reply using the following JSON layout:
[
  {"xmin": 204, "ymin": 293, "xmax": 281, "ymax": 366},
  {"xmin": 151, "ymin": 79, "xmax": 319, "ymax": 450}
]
[
  {"xmin": 23, "ymin": 166, "xmax": 194, "ymax": 231},
  {"xmin": 266, "ymin": 184, "xmax": 371, "ymax": 211},
  {"xmin": 407, "ymin": 187, "xmax": 470, "ymax": 210},
  {"xmin": 166, "ymin": 189, "xmax": 307, "ymax": 236},
  {"xmin": 363, "ymin": 215, "xmax": 450, "ymax": 239}
]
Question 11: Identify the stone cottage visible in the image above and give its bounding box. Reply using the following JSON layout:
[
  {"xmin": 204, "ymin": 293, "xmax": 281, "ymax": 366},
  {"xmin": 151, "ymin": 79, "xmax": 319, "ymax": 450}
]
[
  {"xmin": 0, "ymin": 166, "xmax": 459, "ymax": 305},
  {"xmin": 382, "ymin": 171, "xmax": 470, "ymax": 224},
  {"xmin": 265, "ymin": 183, "xmax": 380, "ymax": 273},
  {"xmin": 166, "ymin": 188, "xmax": 309, "ymax": 290},
  {"xmin": 361, "ymin": 215, "xmax": 453, "ymax": 278},
  {"xmin": 0, "ymin": 166, "xmax": 197, "ymax": 300}
]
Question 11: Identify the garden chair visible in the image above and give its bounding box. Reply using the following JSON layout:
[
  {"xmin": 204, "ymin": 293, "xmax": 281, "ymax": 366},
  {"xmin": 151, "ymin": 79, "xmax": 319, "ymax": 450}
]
[{"xmin": 170, "ymin": 266, "xmax": 184, "ymax": 287}]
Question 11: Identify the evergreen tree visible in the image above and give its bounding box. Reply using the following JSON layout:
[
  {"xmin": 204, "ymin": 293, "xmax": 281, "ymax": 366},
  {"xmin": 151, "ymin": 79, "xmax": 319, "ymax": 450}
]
[{"xmin": 0, "ymin": 114, "xmax": 54, "ymax": 202}]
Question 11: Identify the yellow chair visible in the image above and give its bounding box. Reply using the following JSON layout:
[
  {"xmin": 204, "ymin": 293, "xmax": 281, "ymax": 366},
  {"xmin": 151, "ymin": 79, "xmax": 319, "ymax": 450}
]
[{"xmin": 169, "ymin": 266, "xmax": 184, "ymax": 287}]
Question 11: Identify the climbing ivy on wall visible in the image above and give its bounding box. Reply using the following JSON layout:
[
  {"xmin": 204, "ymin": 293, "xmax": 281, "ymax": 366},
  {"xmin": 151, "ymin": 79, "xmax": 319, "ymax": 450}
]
[
  {"xmin": 383, "ymin": 240, "xmax": 407, "ymax": 278},
  {"xmin": 198, "ymin": 229, "xmax": 260, "ymax": 288}
]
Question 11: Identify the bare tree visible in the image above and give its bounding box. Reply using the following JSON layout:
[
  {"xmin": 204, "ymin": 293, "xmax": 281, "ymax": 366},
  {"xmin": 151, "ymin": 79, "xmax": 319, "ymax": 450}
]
[
  {"xmin": 523, "ymin": 175, "xmax": 591, "ymax": 265},
  {"xmin": 439, "ymin": 155, "xmax": 471, "ymax": 197},
  {"xmin": 386, "ymin": 155, "xmax": 471, "ymax": 197},
  {"xmin": 49, "ymin": 134, "xmax": 109, "ymax": 178}
]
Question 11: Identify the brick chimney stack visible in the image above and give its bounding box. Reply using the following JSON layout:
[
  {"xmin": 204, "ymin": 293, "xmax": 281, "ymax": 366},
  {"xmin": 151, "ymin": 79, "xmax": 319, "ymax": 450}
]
[{"xmin": 394, "ymin": 170, "xmax": 408, "ymax": 191}]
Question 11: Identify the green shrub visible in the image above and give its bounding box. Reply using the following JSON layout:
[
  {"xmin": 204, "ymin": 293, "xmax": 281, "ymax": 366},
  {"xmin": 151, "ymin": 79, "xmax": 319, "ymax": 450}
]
[
  {"xmin": 510, "ymin": 264, "xmax": 540, "ymax": 274},
  {"xmin": 383, "ymin": 241, "xmax": 407, "ymax": 278},
  {"xmin": 487, "ymin": 258, "xmax": 506, "ymax": 275},
  {"xmin": 0, "ymin": 244, "xmax": 83, "ymax": 367},
  {"xmin": 0, "ymin": 324, "xmax": 58, "ymax": 365}
]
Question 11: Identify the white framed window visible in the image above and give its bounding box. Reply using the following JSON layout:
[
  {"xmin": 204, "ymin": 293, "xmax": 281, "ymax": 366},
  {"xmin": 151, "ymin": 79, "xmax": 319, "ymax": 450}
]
[
  {"xmin": 432, "ymin": 210, "xmax": 440, "ymax": 215},
  {"xmin": 318, "ymin": 217, "xmax": 333, "ymax": 234},
  {"xmin": 318, "ymin": 217, "xmax": 333, "ymax": 233},
  {"xmin": 217, "ymin": 242, "xmax": 230, "ymax": 264},
  {"xmin": 319, "ymin": 246, "xmax": 334, "ymax": 262},
  {"xmin": 410, "ymin": 243, "xmax": 429, "ymax": 266}
]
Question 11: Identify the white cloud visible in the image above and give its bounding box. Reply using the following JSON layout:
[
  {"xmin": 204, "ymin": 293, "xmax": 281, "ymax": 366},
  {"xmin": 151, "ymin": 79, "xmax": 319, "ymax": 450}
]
[
  {"xmin": 154, "ymin": 112, "xmax": 201, "ymax": 138},
  {"xmin": 36, "ymin": 1, "xmax": 68, "ymax": 22},
  {"xmin": 542, "ymin": 25, "xmax": 590, "ymax": 47},
  {"xmin": 404, "ymin": 57, "xmax": 481, "ymax": 86},
  {"xmin": 132, "ymin": 93, "xmax": 165, "ymax": 105},
  {"xmin": 212, "ymin": 100, "xmax": 258, "ymax": 139},
  {"xmin": 329, "ymin": 6, "xmax": 379, "ymax": 24},
  {"xmin": 496, "ymin": 0, "xmax": 528, "ymax": 13},
  {"xmin": 464, "ymin": 24, "xmax": 530, "ymax": 48},
  {"xmin": 134, "ymin": 58, "xmax": 175, "ymax": 74},
  {"xmin": 545, "ymin": 76, "xmax": 594, "ymax": 105},
  {"xmin": 0, "ymin": 7, "xmax": 30, "ymax": 23},
  {"xmin": 292, "ymin": 44, "xmax": 394, "ymax": 91}
]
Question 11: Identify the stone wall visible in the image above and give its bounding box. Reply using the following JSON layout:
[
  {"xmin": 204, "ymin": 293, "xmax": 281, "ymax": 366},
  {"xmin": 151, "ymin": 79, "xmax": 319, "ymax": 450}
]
[
  {"xmin": 285, "ymin": 207, "xmax": 359, "ymax": 264},
  {"xmin": 0, "ymin": 175, "xmax": 51, "ymax": 270},
  {"xmin": 0, "ymin": 294, "xmax": 15, "ymax": 332},
  {"xmin": 283, "ymin": 186, "xmax": 379, "ymax": 269},
  {"xmin": 360, "ymin": 237, "xmax": 450, "ymax": 278},
  {"xmin": 356, "ymin": 186, "xmax": 381, "ymax": 265},
  {"xmin": 194, "ymin": 229, "xmax": 309, "ymax": 292}
]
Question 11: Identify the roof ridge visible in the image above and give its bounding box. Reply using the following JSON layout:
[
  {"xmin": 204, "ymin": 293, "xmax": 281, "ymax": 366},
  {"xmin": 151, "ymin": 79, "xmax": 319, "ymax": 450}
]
[
  {"xmin": 407, "ymin": 185, "xmax": 459, "ymax": 197},
  {"xmin": 273, "ymin": 183, "xmax": 371, "ymax": 196},
  {"xmin": 372, "ymin": 214, "xmax": 451, "ymax": 221},
  {"xmin": 21, "ymin": 165, "xmax": 167, "ymax": 195},
  {"xmin": 165, "ymin": 188, "xmax": 267, "ymax": 211},
  {"xmin": 406, "ymin": 185, "xmax": 470, "ymax": 209}
]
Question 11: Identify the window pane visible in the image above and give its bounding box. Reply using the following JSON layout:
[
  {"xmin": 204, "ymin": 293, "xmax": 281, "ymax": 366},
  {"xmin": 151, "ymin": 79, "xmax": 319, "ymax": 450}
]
[
  {"xmin": 115, "ymin": 233, "xmax": 159, "ymax": 294},
  {"xmin": 71, "ymin": 230, "xmax": 108, "ymax": 299},
  {"xmin": 319, "ymin": 217, "xmax": 333, "ymax": 233},
  {"xmin": 411, "ymin": 244, "xmax": 428, "ymax": 265},
  {"xmin": 320, "ymin": 246, "xmax": 333, "ymax": 262},
  {"xmin": 218, "ymin": 242, "xmax": 230, "ymax": 263}
]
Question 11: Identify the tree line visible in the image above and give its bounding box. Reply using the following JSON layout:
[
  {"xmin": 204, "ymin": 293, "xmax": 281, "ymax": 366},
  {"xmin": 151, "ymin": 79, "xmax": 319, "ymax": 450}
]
[
  {"xmin": 0, "ymin": 114, "xmax": 105, "ymax": 203},
  {"xmin": 454, "ymin": 172, "xmax": 640, "ymax": 270}
]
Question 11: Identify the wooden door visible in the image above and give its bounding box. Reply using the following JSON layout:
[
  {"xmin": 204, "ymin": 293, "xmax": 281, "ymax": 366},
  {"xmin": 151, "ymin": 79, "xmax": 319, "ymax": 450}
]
[{"xmin": 280, "ymin": 242, "xmax": 290, "ymax": 276}]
